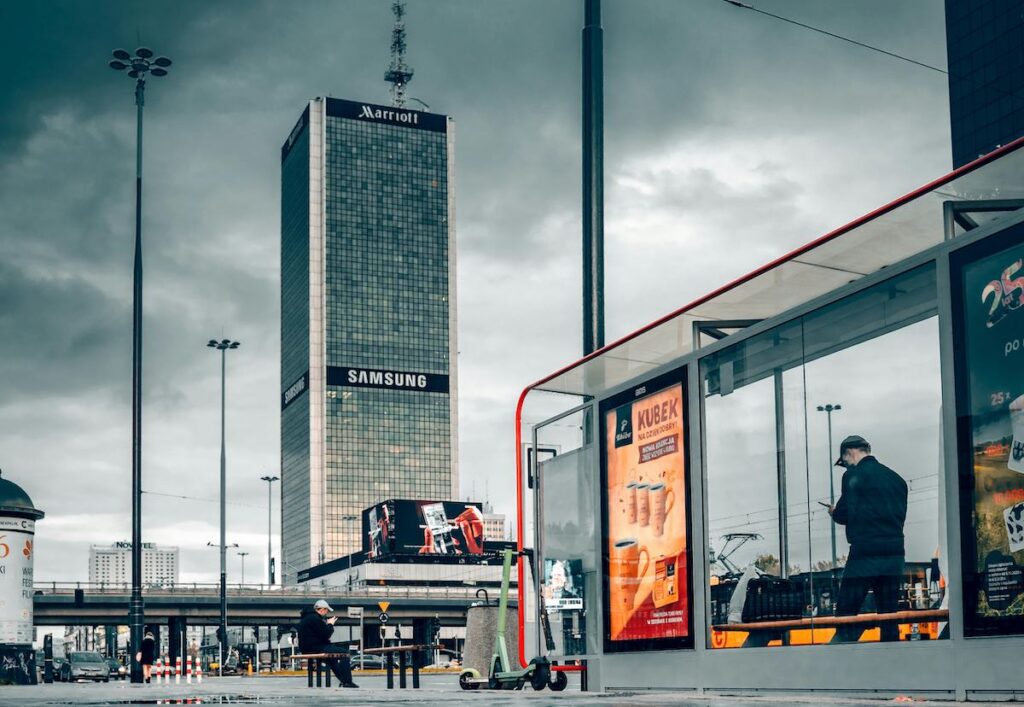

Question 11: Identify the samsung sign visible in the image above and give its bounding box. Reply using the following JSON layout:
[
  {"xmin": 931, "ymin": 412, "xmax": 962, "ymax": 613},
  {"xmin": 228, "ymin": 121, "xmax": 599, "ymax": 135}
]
[
  {"xmin": 325, "ymin": 97, "xmax": 447, "ymax": 133},
  {"xmin": 327, "ymin": 366, "xmax": 449, "ymax": 394},
  {"xmin": 281, "ymin": 371, "xmax": 310, "ymax": 411}
]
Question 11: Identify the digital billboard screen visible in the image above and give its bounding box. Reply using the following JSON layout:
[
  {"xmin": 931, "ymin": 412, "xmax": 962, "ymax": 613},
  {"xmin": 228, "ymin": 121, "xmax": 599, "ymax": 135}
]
[
  {"xmin": 362, "ymin": 499, "xmax": 487, "ymax": 558},
  {"xmin": 600, "ymin": 367, "xmax": 692, "ymax": 652}
]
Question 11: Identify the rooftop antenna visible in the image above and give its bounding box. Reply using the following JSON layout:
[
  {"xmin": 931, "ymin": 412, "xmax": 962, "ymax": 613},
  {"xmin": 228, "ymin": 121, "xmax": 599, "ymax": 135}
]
[{"xmin": 384, "ymin": 0, "xmax": 414, "ymax": 107}]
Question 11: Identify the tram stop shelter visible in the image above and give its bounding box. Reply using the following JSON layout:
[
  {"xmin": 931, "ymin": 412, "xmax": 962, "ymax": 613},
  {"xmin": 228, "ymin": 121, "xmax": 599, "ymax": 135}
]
[{"xmin": 515, "ymin": 137, "xmax": 1024, "ymax": 701}]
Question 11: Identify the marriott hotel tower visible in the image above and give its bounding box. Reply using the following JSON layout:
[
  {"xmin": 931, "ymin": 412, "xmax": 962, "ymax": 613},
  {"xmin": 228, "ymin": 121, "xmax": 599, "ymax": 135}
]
[{"xmin": 280, "ymin": 97, "xmax": 457, "ymax": 582}]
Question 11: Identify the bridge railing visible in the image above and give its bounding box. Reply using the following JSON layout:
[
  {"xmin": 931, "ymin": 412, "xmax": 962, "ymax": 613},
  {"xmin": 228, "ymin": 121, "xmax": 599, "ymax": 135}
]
[{"xmin": 33, "ymin": 581, "xmax": 512, "ymax": 599}]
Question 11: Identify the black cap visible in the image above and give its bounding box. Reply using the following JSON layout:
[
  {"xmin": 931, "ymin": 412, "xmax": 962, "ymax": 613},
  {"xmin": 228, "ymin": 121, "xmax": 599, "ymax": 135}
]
[{"xmin": 834, "ymin": 435, "xmax": 870, "ymax": 466}]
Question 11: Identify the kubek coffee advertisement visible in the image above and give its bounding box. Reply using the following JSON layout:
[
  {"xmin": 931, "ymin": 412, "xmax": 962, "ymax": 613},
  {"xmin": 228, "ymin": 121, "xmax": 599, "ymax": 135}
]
[
  {"xmin": 956, "ymin": 233, "xmax": 1024, "ymax": 632},
  {"xmin": 603, "ymin": 381, "xmax": 689, "ymax": 649}
]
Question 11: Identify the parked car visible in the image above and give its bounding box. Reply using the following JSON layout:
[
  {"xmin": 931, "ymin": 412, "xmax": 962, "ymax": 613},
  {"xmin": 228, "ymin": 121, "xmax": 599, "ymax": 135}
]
[
  {"xmin": 51, "ymin": 657, "xmax": 66, "ymax": 681},
  {"xmin": 60, "ymin": 651, "xmax": 110, "ymax": 682},
  {"xmin": 349, "ymin": 653, "xmax": 387, "ymax": 670},
  {"xmin": 106, "ymin": 658, "xmax": 127, "ymax": 680}
]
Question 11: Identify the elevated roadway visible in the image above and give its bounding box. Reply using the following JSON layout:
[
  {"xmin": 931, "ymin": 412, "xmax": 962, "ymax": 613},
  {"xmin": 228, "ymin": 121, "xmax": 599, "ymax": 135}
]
[{"xmin": 33, "ymin": 583, "xmax": 513, "ymax": 627}]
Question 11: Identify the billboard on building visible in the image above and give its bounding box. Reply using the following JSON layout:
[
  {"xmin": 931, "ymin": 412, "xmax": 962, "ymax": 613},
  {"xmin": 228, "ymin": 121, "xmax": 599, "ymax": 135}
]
[
  {"xmin": 600, "ymin": 368, "xmax": 692, "ymax": 652},
  {"xmin": 953, "ymin": 222, "xmax": 1024, "ymax": 637},
  {"xmin": 362, "ymin": 500, "xmax": 486, "ymax": 558}
]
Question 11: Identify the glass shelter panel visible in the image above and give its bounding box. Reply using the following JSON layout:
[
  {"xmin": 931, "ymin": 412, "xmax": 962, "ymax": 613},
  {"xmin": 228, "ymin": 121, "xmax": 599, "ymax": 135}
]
[
  {"xmin": 535, "ymin": 407, "xmax": 597, "ymax": 658},
  {"xmin": 702, "ymin": 263, "xmax": 947, "ymax": 648}
]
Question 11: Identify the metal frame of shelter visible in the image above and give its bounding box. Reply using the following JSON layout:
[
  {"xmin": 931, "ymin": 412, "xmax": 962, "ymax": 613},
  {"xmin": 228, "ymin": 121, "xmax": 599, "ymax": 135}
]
[{"xmin": 515, "ymin": 136, "xmax": 1024, "ymax": 700}]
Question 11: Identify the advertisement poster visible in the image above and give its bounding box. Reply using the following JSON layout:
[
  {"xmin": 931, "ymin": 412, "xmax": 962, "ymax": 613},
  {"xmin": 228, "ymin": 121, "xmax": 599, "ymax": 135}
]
[
  {"xmin": 0, "ymin": 519, "xmax": 36, "ymax": 644},
  {"xmin": 955, "ymin": 228, "xmax": 1024, "ymax": 634},
  {"xmin": 362, "ymin": 500, "xmax": 486, "ymax": 557},
  {"xmin": 543, "ymin": 558, "xmax": 584, "ymax": 611},
  {"xmin": 602, "ymin": 376, "xmax": 690, "ymax": 651}
]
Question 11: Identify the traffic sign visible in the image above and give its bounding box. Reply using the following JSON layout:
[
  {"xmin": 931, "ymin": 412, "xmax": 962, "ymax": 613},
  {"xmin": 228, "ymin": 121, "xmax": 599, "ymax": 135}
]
[
  {"xmin": 347, "ymin": 606, "xmax": 363, "ymax": 618},
  {"xmin": 378, "ymin": 612, "xmax": 389, "ymax": 624},
  {"xmin": 377, "ymin": 601, "xmax": 390, "ymax": 613}
]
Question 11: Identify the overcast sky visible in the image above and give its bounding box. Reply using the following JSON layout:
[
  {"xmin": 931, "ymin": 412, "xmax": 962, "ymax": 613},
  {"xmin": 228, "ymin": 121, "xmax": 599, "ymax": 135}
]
[{"xmin": 0, "ymin": 0, "xmax": 952, "ymax": 584}]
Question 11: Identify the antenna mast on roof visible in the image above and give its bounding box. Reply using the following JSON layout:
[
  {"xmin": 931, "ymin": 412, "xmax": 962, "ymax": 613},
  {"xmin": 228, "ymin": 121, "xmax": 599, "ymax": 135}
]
[{"xmin": 385, "ymin": 0, "xmax": 414, "ymax": 107}]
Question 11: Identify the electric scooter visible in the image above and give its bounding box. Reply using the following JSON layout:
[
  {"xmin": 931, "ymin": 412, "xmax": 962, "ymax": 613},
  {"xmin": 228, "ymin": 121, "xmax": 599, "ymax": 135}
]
[{"xmin": 458, "ymin": 549, "xmax": 567, "ymax": 691}]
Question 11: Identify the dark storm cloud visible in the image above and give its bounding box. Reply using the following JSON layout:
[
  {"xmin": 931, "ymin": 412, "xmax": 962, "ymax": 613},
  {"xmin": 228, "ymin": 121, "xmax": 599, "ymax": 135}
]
[{"xmin": 0, "ymin": 0, "xmax": 953, "ymax": 582}]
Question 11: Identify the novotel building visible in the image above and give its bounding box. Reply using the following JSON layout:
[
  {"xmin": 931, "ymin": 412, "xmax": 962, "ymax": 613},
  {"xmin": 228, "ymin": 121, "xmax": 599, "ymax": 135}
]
[{"xmin": 279, "ymin": 97, "xmax": 457, "ymax": 582}]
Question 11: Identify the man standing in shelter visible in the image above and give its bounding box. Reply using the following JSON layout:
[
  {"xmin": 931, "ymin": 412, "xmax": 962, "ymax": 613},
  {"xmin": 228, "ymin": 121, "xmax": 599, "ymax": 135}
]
[
  {"xmin": 297, "ymin": 599, "xmax": 358, "ymax": 688},
  {"xmin": 827, "ymin": 435, "xmax": 909, "ymax": 642}
]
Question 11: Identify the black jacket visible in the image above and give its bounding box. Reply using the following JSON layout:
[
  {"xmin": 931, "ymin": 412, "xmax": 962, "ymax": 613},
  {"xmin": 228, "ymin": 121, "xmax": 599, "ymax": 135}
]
[
  {"xmin": 297, "ymin": 607, "xmax": 334, "ymax": 653},
  {"xmin": 832, "ymin": 455, "xmax": 908, "ymax": 557}
]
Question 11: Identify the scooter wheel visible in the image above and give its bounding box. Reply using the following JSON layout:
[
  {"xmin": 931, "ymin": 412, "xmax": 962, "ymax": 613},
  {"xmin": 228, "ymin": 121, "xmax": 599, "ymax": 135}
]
[
  {"xmin": 550, "ymin": 670, "xmax": 568, "ymax": 691},
  {"xmin": 459, "ymin": 670, "xmax": 479, "ymax": 690},
  {"xmin": 530, "ymin": 664, "xmax": 549, "ymax": 691}
]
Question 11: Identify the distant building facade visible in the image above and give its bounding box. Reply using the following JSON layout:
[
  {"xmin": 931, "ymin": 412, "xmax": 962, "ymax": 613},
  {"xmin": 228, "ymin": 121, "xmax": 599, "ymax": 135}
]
[
  {"xmin": 482, "ymin": 512, "xmax": 507, "ymax": 542},
  {"xmin": 280, "ymin": 97, "xmax": 458, "ymax": 582},
  {"xmin": 946, "ymin": 0, "xmax": 1024, "ymax": 167},
  {"xmin": 88, "ymin": 542, "xmax": 179, "ymax": 585}
]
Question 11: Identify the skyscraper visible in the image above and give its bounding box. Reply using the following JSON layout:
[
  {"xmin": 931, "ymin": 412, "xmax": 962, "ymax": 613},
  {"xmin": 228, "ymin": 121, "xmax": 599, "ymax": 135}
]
[
  {"xmin": 280, "ymin": 97, "xmax": 457, "ymax": 583},
  {"xmin": 946, "ymin": 0, "xmax": 1024, "ymax": 168}
]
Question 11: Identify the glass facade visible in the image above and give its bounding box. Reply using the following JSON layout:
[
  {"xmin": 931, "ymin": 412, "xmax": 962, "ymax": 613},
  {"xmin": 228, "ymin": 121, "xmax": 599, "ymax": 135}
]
[
  {"xmin": 946, "ymin": 0, "xmax": 1024, "ymax": 168},
  {"xmin": 280, "ymin": 98, "xmax": 456, "ymax": 581}
]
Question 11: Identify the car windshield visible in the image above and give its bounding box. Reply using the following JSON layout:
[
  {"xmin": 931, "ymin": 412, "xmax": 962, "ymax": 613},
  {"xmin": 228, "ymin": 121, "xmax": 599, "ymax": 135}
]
[{"xmin": 71, "ymin": 652, "xmax": 105, "ymax": 664}]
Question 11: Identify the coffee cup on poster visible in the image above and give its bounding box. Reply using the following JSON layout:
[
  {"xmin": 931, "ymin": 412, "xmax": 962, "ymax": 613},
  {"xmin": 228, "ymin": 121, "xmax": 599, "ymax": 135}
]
[
  {"xmin": 1010, "ymin": 394, "xmax": 1024, "ymax": 474},
  {"xmin": 649, "ymin": 482, "xmax": 675, "ymax": 537},
  {"xmin": 610, "ymin": 538, "xmax": 650, "ymax": 611},
  {"xmin": 636, "ymin": 483, "xmax": 651, "ymax": 527},
  {"xmin": 623, "ymin": 482, "xmax": 639, "ymax": 524}
]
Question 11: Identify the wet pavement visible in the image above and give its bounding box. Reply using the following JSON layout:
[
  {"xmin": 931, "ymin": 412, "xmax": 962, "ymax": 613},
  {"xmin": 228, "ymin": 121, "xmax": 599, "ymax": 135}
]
[{"xmin": 0, "ymin": 675, "xmax": 1015, "ymax": 706}]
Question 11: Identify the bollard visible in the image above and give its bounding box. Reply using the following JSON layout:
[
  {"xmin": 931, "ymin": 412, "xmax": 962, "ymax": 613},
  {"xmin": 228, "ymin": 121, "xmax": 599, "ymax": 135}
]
[
  {"xmin": 186, "ymin": 655, "xmax": 193, "ymax": 684},
  {"xmin": 154, "ymin": 658, "xmax": 162, "ymax": 684},
  {"xmin": 196, "ymin": 661, "xmax": 203, "ymax": 684},
  {"xmin": 175, "ymin": 655, "xmax": 182, "ymax": 684}
]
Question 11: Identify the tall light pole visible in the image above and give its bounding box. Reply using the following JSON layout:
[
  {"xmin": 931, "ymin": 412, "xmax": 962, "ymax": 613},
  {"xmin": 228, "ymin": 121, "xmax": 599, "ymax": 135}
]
[
  {"xmin": 108, "ymin": 46, "xmax": 171, "ymax": 685},
  {"xmin": 207, "ymin": 338, "xmax": 240, "ymax": 674},
  {"xmin": 260, "ymin": 475, "xmax": 279, "ymax": 585},
  {"xmin": 237, "ymin": 551, "xmax": 249, "ymax": 585},
  {"xmin": 582, "ymin": 0, "xmax": 604, "ymax": 356},
  {"xmin": 816, "ymin": 403, "xmax": 842, "ymax": 590}
]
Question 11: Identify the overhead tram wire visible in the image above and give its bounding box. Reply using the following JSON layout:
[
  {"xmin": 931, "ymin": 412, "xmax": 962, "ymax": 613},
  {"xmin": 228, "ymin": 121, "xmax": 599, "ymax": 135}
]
[
  {"xmin": 720, "ymin": 0, "xmax": 948, "ymax": 76},
  {"xmin": 141, "ymin": 489, "xmax": 262, "ymax": 510}
]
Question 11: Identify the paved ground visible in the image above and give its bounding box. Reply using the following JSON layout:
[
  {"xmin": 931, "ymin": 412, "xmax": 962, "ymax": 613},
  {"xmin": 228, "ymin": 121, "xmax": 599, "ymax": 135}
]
[{"xmin": 0, "ymin": 675, "xmax": 1014, "ymax": 706}]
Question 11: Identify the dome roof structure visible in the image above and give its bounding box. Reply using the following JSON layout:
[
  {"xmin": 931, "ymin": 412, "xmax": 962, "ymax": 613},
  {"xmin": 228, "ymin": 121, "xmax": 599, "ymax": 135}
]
[{"xmin": 0, "ymin": 471, "xmax": 44, "ymax": 520}]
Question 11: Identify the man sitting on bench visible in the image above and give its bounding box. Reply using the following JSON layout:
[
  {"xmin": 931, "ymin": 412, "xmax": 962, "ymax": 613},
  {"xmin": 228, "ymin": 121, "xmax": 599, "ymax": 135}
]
[{"xmin": 298, "ymin": 599, "xmax": 358, "ymax": 688}]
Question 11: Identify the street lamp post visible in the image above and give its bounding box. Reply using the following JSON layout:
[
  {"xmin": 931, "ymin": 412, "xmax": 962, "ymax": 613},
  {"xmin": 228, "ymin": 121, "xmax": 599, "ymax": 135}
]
[
  {"xmin": 206, "ymin": 539, "xmax": 237, "ymax": 673},
  {"xmin": 816, "ymin": 403, "xmax": 842, "ymax": 595},
  {"xmin": 207, "ymin": 338, "xmax": 240, "ymax": 675},
  {"xmin": 108, "ymin": 46, "xmax": 172, "ymax": 685},
  {"xmin": 237, "ymin": 551, "xmax": 249, "ymax": 585},
  {"xmin": 260, "ymin": 475, "xmax": 279, "ymax": 585}
]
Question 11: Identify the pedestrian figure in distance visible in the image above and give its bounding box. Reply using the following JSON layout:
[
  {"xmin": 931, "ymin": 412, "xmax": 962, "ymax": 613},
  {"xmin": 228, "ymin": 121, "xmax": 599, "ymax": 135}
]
[{"xmin": 136, "ymin": 629, "xmax": 156, "ymax": 683}]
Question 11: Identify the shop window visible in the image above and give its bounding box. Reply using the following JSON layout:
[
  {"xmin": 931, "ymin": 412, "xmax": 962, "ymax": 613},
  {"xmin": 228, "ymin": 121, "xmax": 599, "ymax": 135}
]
[{"xmin": 703, "ymin": 264, "xmax": 946, "ymax": 648}]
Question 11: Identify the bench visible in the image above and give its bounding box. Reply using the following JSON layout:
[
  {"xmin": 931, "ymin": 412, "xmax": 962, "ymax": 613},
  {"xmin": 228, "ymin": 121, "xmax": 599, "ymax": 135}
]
[
  {"xmin": 362, "ymin": 644, "xmax": 442, "ymax": 689},
  {"xmin": 712, "ymin": 608, "xmax": 949, "ymax": 648},
  {"xmin": 289, "ymin": 653, "xmax": 341, "ymax": 687}
]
